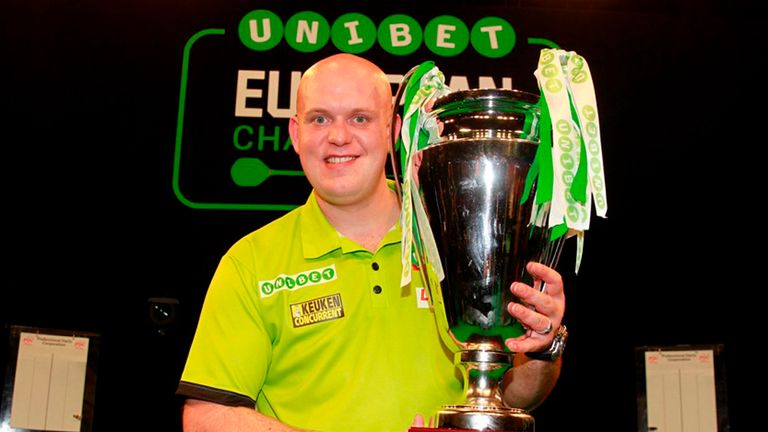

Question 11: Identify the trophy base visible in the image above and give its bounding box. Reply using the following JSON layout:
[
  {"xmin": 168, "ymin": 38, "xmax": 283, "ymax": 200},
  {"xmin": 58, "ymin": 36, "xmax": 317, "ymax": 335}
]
[{"xmin": 433, "ymin": 404, "xmax": 534, "ymax": 431}]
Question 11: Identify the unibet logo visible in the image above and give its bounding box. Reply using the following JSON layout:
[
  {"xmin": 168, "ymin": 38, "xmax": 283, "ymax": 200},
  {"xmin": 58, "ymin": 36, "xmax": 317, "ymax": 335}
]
[
  {"xmin": 239, "ymin": 9, "xmax": 516, "ymax": 58},
  {"xmin": 259, "ymin": 265, "xmax": 337, "ymax": 297}
]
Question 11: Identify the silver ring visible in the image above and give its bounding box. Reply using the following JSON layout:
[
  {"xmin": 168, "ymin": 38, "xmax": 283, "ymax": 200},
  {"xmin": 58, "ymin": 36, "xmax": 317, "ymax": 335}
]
[{"xmin": 534, "ymin": 319, "xmax": 553, "ymax": 336}]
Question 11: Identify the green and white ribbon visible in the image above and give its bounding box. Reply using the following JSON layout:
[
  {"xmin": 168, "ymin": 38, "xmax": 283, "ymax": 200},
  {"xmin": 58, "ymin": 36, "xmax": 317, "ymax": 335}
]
[
  {"xmin": 531, "ymin": 49, "xmax": 608, "ymax": 272},
  {"xmin": 398, "ymin": 61, "xmax": 451, "ymax": 288}
]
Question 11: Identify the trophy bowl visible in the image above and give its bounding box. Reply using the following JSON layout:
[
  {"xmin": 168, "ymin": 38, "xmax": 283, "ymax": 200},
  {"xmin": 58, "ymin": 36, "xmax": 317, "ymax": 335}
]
[{"xmin": 415, "ymin": 88, "xmax": 564, "ymax": 431}]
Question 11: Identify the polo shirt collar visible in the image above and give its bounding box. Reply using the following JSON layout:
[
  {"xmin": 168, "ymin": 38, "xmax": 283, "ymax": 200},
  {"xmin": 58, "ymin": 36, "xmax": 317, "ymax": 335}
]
[{"xmin": 299, "ymin": 191, "xmax": 402, "ymax": 259}]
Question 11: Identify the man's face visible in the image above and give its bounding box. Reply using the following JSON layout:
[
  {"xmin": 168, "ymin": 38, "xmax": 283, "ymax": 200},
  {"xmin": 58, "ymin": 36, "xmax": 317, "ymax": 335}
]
[{"xmin": 289, "ymin": 59, "xmax": 392, "ymax": 208}]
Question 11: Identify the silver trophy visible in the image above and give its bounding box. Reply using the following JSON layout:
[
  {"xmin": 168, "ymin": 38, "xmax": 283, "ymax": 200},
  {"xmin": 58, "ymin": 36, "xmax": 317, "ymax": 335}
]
[{"xmin": 412, "ymin": 88, "xmax": 564, "ymax": 431}]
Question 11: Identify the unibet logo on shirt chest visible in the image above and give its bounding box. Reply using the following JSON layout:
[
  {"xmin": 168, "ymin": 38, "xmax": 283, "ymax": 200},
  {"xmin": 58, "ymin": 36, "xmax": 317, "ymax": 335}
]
[{"xmin": 259, "ymin": 264, "xmax": 337, "ymax": 297}]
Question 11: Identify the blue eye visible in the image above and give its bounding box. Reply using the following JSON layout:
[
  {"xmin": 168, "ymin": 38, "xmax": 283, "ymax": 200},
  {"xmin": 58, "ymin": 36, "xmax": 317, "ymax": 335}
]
[
  {"xmin": 312, "ymin": 116, "xmax": 328, "ymax": 125},
  {"xmin": 352, "ymin": 115, "xmax": 367, "ymax": 124}
]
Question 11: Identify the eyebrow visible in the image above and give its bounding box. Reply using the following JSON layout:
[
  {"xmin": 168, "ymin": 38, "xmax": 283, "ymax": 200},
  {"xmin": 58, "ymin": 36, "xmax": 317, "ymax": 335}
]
[
  {"xmin": 301, "ymin": 108, "xmax": 379, "ymax": 119},
  {"xmin": 302, "ymin": 108, "xmax": 329, "ymax": 117}
]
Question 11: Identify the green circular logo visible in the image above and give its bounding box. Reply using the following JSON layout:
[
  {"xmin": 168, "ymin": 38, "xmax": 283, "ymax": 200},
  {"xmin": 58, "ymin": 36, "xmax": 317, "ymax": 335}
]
[
  {"xmin": 322, "ymin": 268, "xmax": 335, "ymax": 280},
  {"xmin": 470, "ymin": 17, "xmax": 515, "ymax": 58},
  {"xmin": 595, "ymin": 192, "xmax": 606, "ymax": 209},
  {"xmin": 275, "ymin": 277, "xmax": 285, "ymax": 289},
  {"xmin": 582, "ymin": 105, "xmax": 596, "ymax": 121},
  {"xmin": 555, "ymin": 120, "xmax": 572, "ymax": 135},
  {"xmin": 586, "ymin": 122, "xmax": 598, "ymax": 138},
  {"xmin": 566, "ymin": 205, "xmax": 580, "ymax": 221},
  {"xmin": 571, "ymin": 69, "xmax": 589, "ymax": 84},
  {"xmin": 285, "ymin": 11, "xmax": 329, "ymax": 53},
  {"xmin": 309, "ymin": 271, "xmax": 321, "ymax": 283},
  {"xmin": 590, "ymin": 156, "xmax": 603, "ymax": 173},
  {"xmin": 560, "ymin": 153, "xmax": 575, "ymax": 170},
  {"xmin": 332, "ymin": 13, "xmax": 376, "ymax": 54},
  {"xmin": 593, "ymin": 176, "xmax": 604, "ymax": 192},
  {"xmin": 285, "ymin": 277, "xmax": 296, "ymax": 289},
  {"xmin": 588, "ymin": 139, "xmax": 600, "ymax": 155},
  {"xmin": 558, "ymin": 135, "xmax": 574, "ymax": 152},
  {"xmin": 378, "ymin": 14, "xmax": 422, "ymax": 56},
  {"xmin": 239, "ymin": 10, "xmax": 283, "ymax": 51},
  {"xmin": 569, "ymin": 64, "xmax": 583, "ymax": 78},
  {"xmin": 545, "ymin": 78, "xmax": 562, "ymax": 93},
  {"xmin": 541, "ymin": 63, "xmax": 559, "ymax": 79},
  {"xmin": 424, "ymin": 15, "xmax": 468, "ymax": 57},
  {"xmin": 540, "ymin": 50, "xmax": 555, "ymax": 65},
  {"xmin": 297, "ymin": 274, "xmax": 308, "ymax": 286},
  {"xmin": 261, "ymin": 282, "xmax": 274, "ymax": 295},
  {"xmin": 571, "ymin": 55, "xmax": 585, "ymax": 69},
  {"xmin": 565, "ymin": 190, "xmax": 576, "ymax": 204},
  {"xmin": 562, "ymin": 170, "xmax": 574, "ymax": 186}
]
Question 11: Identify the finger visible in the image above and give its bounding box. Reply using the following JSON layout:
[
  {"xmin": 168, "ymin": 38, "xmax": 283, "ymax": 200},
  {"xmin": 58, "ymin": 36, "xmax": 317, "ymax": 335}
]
[
  {"xmin": 412, "ymin": 414, "xmax": 425, "ymax": 427},
  {"xmin": 504, "ymin": 325, "xmax": 556, "ymax": 352},
  {"xmin": 527, "ymin": 262, "xmax": 563, "ymax": 295},
  {"xmin": 508, "ymin": 302, "xmax": 553, "ymax": 335},
  {"xmin": 506, "ymin": 335, "xmax": 552, "ymax": 353},
  {"xmin": 511, "ymin": 282, "xmax": 556, "ymax": 315}
]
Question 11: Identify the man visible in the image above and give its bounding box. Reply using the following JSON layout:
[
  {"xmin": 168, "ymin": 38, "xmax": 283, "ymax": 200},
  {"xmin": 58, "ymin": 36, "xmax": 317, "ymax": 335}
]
[{"xmin": 177, "ymin": 53, "xmax": 566, "ymax": 431}]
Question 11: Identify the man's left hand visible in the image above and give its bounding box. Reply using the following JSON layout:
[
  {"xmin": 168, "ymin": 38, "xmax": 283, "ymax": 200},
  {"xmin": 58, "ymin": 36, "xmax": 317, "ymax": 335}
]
[{"xmin": 504, "ymin": 262, "xmax": 565, "ymax": 353}]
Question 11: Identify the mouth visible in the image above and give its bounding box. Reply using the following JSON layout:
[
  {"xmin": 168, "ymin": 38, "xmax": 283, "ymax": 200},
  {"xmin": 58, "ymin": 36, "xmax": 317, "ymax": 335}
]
[{"xmin": 325, "ymin": 156, "xmax": 357, "ymax": 164}]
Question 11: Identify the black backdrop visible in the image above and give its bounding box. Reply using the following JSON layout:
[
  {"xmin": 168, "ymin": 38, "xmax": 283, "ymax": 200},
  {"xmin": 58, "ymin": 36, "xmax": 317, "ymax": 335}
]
[{"xmin": 2, "ymin": 1, "xmax": 763, "ymax": 431}]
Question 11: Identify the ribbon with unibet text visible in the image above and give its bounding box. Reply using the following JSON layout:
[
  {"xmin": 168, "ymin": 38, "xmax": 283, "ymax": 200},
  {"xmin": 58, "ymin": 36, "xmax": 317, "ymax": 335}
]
[
  {"xmin": 398, "ymin": 61, "xmax": 451, "ymax": 288},
  {"xmin": 525, "ymin": 48, "xmax": 608, "ymax": 272}
]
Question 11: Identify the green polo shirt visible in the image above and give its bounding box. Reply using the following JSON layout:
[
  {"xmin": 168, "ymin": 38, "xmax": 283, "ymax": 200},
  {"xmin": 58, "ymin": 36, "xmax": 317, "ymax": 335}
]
[{"xmin": 178, "ymin": 190, "xmax": 463, "ymax": 431}]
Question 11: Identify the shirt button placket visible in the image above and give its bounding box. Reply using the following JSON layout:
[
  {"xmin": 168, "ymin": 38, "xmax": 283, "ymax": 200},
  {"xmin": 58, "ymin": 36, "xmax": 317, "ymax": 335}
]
[{"xmin": 370, "ymin": 259, "xmax": 388, "ymax": 308}]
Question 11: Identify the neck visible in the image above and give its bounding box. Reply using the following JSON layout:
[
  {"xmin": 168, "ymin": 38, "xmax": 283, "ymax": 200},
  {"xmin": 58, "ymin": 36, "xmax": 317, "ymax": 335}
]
[{"xmin": 316, "ymin": 181, "xmax": 401, "ymax": 252}]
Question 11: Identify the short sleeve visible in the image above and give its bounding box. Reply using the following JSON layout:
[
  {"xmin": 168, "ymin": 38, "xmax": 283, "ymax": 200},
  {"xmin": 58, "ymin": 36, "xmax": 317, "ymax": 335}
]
[{"xmin": 177, "ymin": 253, "xmax": 272, "ymax": 406}]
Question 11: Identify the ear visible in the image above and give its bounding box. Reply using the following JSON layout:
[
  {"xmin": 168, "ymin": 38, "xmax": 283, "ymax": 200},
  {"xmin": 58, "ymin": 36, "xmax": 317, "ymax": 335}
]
[
  {"xmin": 288, "ymin": 116, "xmax": 300, "ymax": 154},
  {"xmin": 389, "ymin": 113, "xmax": 402, "ymax": 153}
]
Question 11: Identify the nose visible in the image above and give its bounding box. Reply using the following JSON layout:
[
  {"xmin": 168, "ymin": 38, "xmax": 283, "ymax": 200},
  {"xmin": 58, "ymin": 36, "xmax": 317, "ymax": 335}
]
[{"xmin": 328, "ymin": 121, "xmax": 351, "ymax": 146}]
